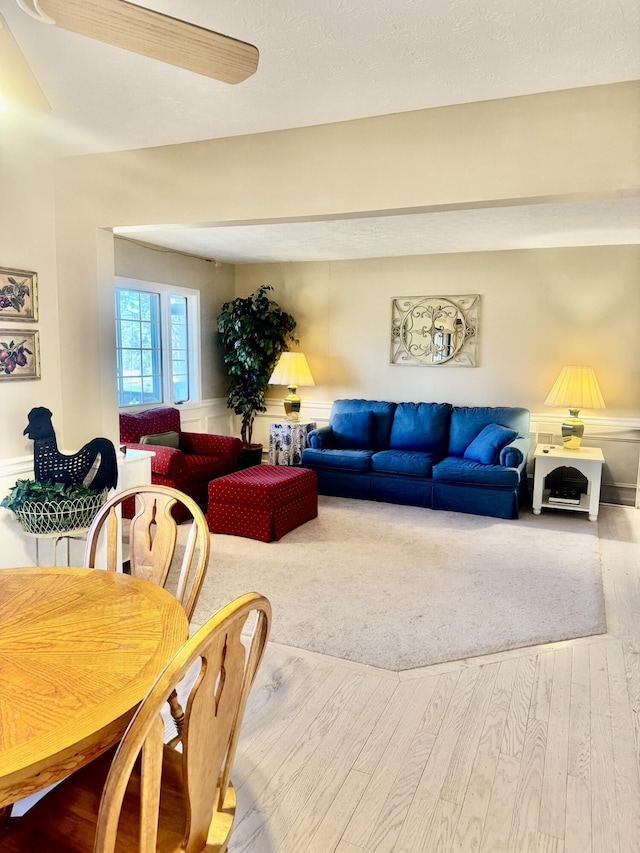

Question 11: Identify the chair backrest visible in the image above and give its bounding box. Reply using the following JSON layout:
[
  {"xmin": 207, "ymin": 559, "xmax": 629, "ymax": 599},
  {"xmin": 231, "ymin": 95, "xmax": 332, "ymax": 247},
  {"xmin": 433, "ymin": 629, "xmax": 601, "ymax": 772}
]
[
  {"xmin": 119, "ymin": 407, "xmax": 182, "ymax": 444},
  {"xmin": 94, "ymin": 592, "xmax": 271, "ymax": 853},
  {"xmin": 84, "ymin": 484, "xmax": 210, "ymax": 620}
]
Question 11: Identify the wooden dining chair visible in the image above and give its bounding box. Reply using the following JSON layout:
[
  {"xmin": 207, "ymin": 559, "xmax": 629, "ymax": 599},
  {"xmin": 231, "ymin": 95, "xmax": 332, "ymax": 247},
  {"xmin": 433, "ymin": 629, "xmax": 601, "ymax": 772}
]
[
  {"xmin": 0, "ymin": 592, "xmax": 271, "ymax": 853},
  {"xmin": 84, "ymin": 484, "xmax": 211, "ymax": 621}
]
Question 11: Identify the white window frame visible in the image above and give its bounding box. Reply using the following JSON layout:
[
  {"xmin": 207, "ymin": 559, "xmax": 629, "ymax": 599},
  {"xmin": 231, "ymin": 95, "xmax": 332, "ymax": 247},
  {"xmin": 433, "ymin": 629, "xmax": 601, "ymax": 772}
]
[{"xmin": 115, "ymin": 276, "xmax": 201, "ymax": 409}]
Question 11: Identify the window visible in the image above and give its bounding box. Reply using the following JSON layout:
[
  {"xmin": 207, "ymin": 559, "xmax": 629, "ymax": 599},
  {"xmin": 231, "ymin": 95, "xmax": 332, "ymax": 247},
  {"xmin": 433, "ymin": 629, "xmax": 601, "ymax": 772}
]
[
  {"xmin": 170, "ymin": 296, "xmax": 190, "ymax": 404},
  {"xmin": 115, "ymin": 280, "xmax": 199, "ymax": 408}
]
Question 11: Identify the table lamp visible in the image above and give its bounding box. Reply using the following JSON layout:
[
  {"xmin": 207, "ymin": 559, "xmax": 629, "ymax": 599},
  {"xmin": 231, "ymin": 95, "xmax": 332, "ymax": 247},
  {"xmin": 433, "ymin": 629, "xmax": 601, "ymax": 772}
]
[
  {"xmin": 269, "ymin": 352, "xmax": 315, "ymax": 421},
  {"xmin": 544, "ymin": 366, "xmax": 605, "ymax": 449}
]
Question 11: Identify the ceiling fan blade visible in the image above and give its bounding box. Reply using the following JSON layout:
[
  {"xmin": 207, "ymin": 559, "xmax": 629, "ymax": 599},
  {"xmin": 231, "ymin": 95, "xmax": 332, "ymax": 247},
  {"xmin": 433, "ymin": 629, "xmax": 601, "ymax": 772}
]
[
  {"xmin": 34, "ymin": 0, "xmax": 259, "ymax": 84},
  {"xmin": 0, "ymin": 14, "xmax": 50, "ymax": 111}
]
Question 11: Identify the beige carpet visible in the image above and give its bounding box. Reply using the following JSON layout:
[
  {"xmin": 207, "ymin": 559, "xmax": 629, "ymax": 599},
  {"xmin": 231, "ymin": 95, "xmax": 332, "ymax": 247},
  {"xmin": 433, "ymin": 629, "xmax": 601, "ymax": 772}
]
[{"xmin": 189, "ymin": 496, "xmax": 606, "ymax": 671}]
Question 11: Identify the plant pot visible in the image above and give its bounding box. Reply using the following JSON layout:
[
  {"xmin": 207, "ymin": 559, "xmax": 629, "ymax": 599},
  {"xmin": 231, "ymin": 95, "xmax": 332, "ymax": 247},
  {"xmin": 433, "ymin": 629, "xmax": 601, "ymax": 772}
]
[{"xmin": 237, "ymin": 444, "xmax": 263, "ymax": 470}]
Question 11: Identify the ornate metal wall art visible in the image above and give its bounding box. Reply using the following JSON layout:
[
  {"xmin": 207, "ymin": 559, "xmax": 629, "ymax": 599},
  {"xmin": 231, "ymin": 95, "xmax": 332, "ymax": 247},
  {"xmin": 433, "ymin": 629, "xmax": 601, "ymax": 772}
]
[{"xmin": 390, "ymin": 294, "xmax": 480, "ymax": 367}]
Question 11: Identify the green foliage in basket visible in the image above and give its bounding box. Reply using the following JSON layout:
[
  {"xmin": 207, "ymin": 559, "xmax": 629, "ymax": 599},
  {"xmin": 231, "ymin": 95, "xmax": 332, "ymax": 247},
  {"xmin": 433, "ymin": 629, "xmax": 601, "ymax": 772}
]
[
  {"xmin": 1, "ymin": 479, "xmax": 106, "ymax": 534},
  {"xmin": 1, "ymin": 479, "xmax": 100, "ymax": 512}
]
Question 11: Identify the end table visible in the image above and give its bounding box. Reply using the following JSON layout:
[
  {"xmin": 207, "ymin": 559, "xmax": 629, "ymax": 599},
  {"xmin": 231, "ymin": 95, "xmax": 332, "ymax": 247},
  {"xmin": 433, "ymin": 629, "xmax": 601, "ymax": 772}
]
[
  {"xmin": 532, "ymin": 443, "xmax": 604, "ymax": 521},
  {"xmin": 268, "ymin": 421, "xmax": 317, "ymax": 466}
]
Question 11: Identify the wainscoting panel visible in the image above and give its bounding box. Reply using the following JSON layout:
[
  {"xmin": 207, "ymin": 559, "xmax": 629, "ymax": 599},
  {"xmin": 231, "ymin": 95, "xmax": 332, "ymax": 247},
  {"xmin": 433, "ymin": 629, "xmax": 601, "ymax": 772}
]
[
  {"xmin": 530, "ymin": 413, "xmax": 640, "ymax": 508},
  {"xmin": 251, "ymin": 405, "xmax": 640, "ymax": 508},
  {"xmin": 36, "ymin": 401, "xmax": 633, "ymax": 510},
  {"xmin": 172, "ymin": 399, "xmax": 236, "ymax": 438},
  {"xmin": 0, "ymin": 456, "xmax": 36, "ymax": 567}
]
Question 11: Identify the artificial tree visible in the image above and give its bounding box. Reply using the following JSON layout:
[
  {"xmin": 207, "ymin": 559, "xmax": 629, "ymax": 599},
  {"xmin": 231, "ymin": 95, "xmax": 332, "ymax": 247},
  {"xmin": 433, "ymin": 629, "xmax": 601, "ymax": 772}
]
[{"xmin": 217, "ymin": 285, "xmax": 297, "ymax": 448}]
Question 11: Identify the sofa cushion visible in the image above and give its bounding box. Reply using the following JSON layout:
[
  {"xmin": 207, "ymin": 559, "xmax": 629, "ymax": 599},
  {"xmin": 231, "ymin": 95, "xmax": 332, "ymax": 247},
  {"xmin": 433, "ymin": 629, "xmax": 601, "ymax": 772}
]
[
  {"xmin": 330, "ymin": 399, "xmax": 396, "ymax": 449},
  {"xmin": 331, "ymin": 411, "xmax": 375, "ymax": 449},
  {"xmin": 301, "ymin": 448, "xmax": 373, "ymax": 472},
  {"xmin": 372, "ymin": 449, "xmax": 439, "ymax": 477},
  {"xmin": 463, "ymin": 423, "xmax": 517, "ymax": 465},
  {"xmin": 389, "ymin": 402, "xmax": 452, "ymax": 454},
  {"xmin": 140, "ymin": 430, "xmax": 180, "ymax": 448},
  {"xmin": 432, "ymin": 456, "xmax": 521, "ymax": 487},
  {"xmin": 448, "ymin": 406, "xmax": 530, "ymax": 457}
]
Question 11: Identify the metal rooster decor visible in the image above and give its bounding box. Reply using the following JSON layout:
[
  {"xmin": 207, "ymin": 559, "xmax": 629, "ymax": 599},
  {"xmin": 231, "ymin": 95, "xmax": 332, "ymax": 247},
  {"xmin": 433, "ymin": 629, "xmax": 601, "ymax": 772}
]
[{"xmin": 24, "ymin": 407, "xmax": 118, "ymax": 492}]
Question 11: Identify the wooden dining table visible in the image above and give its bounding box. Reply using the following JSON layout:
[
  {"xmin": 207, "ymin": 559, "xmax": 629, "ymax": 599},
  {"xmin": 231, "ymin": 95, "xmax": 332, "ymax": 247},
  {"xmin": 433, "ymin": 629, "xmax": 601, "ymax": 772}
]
[{"xmin": 0, "ymin": 566, "xmax": 189, "ymax": 809}]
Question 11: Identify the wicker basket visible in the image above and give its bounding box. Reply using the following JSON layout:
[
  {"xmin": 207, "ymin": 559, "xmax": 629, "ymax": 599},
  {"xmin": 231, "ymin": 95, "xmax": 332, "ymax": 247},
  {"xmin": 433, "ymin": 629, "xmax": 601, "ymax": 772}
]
[{"xmin": 15, "ymin": 490, "xmax": 108, "ymax": 535}]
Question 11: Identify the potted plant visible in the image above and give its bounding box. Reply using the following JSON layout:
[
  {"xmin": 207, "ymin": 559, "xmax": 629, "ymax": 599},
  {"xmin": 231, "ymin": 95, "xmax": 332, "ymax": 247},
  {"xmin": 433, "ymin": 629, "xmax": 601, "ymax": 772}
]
[
  {"xmin": 0, "ymin": 478, "xmax": 107, "ymax": 534},
  {"xmin": 217, "ymin": 285, "xmax": 297, "ymax": 466}
]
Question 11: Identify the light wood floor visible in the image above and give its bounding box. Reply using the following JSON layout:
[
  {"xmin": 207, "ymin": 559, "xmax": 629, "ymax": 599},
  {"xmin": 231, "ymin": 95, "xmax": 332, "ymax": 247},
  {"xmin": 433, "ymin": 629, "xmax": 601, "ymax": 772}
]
[{"xmin": 229, "ymin": 504, "xmax": 640, "ymax": 853}]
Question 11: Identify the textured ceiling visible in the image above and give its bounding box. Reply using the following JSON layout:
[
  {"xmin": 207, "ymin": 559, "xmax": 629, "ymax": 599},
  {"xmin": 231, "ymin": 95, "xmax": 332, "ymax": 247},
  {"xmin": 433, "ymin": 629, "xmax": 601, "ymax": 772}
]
[
  {"xmin": 3, "ymin": 0, "xmax": 639, "ymax": 261},
  {"xmin": 3, "ymin": 0, "xmax": 639, "ymax": 154},
  {"xmin": 117, "ymin": 198, "xmax": 640, "ymax": 263}
]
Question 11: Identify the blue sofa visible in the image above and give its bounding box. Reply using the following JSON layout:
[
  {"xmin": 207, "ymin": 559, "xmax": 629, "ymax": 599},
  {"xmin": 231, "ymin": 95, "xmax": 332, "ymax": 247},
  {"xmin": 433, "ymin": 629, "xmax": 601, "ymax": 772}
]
[{"xmin": 301, "ymin": 399, "xmax": 531, "ymax": 519}]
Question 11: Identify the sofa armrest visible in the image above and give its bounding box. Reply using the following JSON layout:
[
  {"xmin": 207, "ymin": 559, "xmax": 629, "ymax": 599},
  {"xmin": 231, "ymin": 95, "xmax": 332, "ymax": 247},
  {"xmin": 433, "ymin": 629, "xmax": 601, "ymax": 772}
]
[
  {"xmin": 308, "ymin": 426, "xmax": 334, "ymax": 449},
  {"xmin": 123, "ymin": 442, "xmax": 186, "ymax": 477},
  {"xmin": 499, "ymin": 437, "xmax": 531, "ymax": 469},
  {"xmin": 180, "ymin": 432, "xmax": 242, "ymax": 466}
]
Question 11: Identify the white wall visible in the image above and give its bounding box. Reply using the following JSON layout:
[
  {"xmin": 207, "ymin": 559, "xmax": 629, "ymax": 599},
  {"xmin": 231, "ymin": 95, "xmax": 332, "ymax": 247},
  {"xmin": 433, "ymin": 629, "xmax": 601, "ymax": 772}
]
[
  {"xmin": 238, "ymin": 246, "xmax": 640, "ymax": 505},
  {"xmin": 237, "ymin": 245, "xmax": 640, "ymax": 417},
  {"xmin": 0, "ymin": 122, "xmax": 63, "ymax": 461}
]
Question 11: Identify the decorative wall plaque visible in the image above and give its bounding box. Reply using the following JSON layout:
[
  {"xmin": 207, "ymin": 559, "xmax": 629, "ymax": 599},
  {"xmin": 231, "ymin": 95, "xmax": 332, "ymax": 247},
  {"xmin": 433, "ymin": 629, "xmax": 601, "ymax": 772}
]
[{"xmin": 390, "ymin": 294, "xmax": 479, "ymax": 367}]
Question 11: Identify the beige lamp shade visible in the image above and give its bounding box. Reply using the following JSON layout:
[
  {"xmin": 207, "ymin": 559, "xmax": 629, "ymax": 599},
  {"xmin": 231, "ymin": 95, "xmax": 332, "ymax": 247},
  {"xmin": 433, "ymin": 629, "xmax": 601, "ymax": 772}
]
[
  {"xmin": 544, "ymin": 366, "xmax": 604, "ymax": 449},
  {"xmin": 269, "ymin": 352, "xmax": 315, "ymax": 421},
  {"xmin": 269, "ymin": 352, "xmax": 315, "ymax": 388},
  {"xmin": 544, "ymin": 366, "xmax": 605, "ymax": 410}
]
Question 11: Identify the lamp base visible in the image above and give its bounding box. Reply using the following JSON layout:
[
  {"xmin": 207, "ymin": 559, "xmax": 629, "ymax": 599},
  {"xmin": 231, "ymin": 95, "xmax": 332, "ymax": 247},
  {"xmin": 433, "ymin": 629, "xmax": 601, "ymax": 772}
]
[
  {"xmin": 561, "ymin": 409, "xmax": 584, "ymax": 450},
  {"xmin": 283, "ymin": 386, "xmax": 301, "ymax": 422}
]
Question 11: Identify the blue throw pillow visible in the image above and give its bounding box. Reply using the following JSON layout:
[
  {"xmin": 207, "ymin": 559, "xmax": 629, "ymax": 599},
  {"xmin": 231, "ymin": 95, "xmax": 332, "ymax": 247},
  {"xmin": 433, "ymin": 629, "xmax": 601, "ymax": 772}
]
[
  {"xmin": 463, "ymin": 423, "xmax": 518, "ymax": 465},
  {"xmin": 331, "ymin": 411, "xmax": 375, "ymax": 449}
]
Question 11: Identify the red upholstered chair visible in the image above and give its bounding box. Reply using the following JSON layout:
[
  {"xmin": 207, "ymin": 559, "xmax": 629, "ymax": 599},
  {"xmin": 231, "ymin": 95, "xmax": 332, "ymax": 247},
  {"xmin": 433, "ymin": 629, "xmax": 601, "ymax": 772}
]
[{"xmin": 119, "ymin": 407, "xmax": 242, "ymax": 520}]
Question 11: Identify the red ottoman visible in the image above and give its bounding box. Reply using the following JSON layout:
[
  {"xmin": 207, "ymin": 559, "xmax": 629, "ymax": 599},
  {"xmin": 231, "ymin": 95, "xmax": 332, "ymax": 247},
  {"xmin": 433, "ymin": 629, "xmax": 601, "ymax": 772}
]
[{"xmin": 207, "ymin": 466, "xmax": 318, "ymax": 542}]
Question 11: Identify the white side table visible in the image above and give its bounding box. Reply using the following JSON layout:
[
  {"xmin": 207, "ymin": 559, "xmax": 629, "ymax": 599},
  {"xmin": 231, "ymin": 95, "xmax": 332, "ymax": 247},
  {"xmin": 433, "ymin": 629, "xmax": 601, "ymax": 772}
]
[
  {"xmin": 268, "ymin": 421, "xmax": 317, "ymax": 466},
  {"xmin": 532, "ymin": 443, "xmax": 605, "ymax": 521}
]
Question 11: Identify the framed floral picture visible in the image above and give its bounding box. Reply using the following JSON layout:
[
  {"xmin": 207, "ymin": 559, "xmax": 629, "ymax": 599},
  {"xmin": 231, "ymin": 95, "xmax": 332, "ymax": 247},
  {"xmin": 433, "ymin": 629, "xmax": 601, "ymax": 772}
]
[
  {"xmin": 0, "ymin": 330, "xmax": 40, "ymax": 380},
  {"xmin": 0, "ymin": 267, "xmax": 38, "ymax": 321}
]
